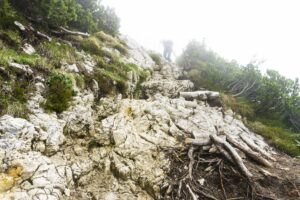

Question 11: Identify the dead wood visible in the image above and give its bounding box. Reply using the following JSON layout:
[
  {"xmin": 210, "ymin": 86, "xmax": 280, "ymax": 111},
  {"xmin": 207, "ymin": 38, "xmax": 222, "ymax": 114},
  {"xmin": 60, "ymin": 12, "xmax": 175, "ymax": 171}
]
[
  {"xmin": 52, "ymin": 27, "xmax": 89, "ymax": 37},
  {"xmin": 14, "ymin": 21, "xmax": 52, "ymax": 42},
  {"xmin": 226, "ymin": 135, "xmax": 273, "ymax": 167},
  {"xmin": 240, "ymin": 134, "xmax": 276, "ymax": 162},
  {"xmin": 210, "ymin": 134, "xmax": 253, "ymax": 178},
  {"xmin": 188, "ymin": 147, "xmax": 195, "ymax": 179},
  {"xmin": 186, "ymin": 184, "xmax": 198, "ymax": 200},
  {"xmin": 185, "ymin": 138, "xmax": 212, "ymax": 146}
]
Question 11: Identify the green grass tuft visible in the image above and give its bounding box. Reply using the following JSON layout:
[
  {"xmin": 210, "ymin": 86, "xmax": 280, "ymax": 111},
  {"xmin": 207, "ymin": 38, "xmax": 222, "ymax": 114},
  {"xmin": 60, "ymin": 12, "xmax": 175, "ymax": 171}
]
[
  {"xmin": 0, "ymin": 80, "xmax": 33, "ymax": 118},
  {"xmin": 221, "ymin": 93, "xmax": 255, "ymax": 118},
  {"xmin": 246, "ymin": 121, "xmax": 300, "ymax": 156},
  {"xmin": 37, "ymin": 41, "xmax": 79, "ymax": 68},
  {"xmin": 149, "ymin": 53, "xmax": 162, "ymax": 66}
]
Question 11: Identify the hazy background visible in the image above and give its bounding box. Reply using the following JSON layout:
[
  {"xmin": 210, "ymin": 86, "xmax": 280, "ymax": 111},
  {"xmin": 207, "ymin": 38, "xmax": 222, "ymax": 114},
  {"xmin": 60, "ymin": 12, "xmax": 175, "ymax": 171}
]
[{"xmin": 102, "ymin": 0, "xmax": 300, "ymax": 80}]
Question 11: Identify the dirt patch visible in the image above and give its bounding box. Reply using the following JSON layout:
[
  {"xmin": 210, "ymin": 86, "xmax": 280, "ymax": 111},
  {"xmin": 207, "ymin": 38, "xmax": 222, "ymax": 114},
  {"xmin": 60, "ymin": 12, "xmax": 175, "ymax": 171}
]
[{"xmin": 160, "ymin": 146, "xmax": 300, "ymax": 200}]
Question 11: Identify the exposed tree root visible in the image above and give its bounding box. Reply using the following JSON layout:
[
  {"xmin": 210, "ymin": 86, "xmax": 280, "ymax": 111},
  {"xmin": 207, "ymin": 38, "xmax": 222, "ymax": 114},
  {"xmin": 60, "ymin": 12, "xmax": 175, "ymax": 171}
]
[
  {"xmin": 240, "ymin": 134, "xmax": 276, "ymax": 162},
  {"xmin": 226, "ymin": 134, "xmax": 273, "ymax": 168},
  {"xmin": 160, "ymin": 143, "xmax": 299, "ymax": 200},
  {"xmin": 210, "ymin": 134, "xmax": 253, "ymax": 178}
]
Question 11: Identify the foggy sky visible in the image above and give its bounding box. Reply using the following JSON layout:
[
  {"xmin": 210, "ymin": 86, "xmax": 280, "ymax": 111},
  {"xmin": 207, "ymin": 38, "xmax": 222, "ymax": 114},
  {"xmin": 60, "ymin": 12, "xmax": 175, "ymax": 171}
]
[{"xmin": 102, "ymin": 0, "xmax": 300, "ymax": 80}]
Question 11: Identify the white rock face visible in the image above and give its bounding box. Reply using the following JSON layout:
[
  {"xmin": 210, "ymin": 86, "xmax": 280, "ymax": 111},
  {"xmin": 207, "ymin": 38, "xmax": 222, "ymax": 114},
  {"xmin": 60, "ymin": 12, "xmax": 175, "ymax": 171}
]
[
  {"xmin": 76, "ymin": 51, "xmax": 96, "ymax": 75},
  {"xmin": 61, "ymin": 92, "xmax": 95, "ymax": 137},
  {"xmin": 0, "ymin": 115, "xmax": 38, "ymax": 153},
  {"xmin": 142, "ymin": 63, "xmax": 194, "ymax": 98},
  {"xmin": 180, "ymin": 90, "xmax": 220, "ymax": 101},
  {"xmin": 8, "ymin": 62, "xmax": 33, "ymax": 76},
  {"xmin": 121, "ymin": 35, "xmax": 155, "ymax": 69},
  {"xmin": 0, "ymin": 37, "xmax": 275, "ymax": 200},
  {"xmin": 61, "ymin": 63, "xmax": 79, "ymax": 73},
  {"xmin": 29, "ymin": 113, "xmax": 66, "ymax": 154},
  {"xmin": 22, "ymin": 43, "xmax": 36, "ymax": 55},
  {"xmin": 142, "ymin": 80, "xmax": 194, "ymax": 98}
]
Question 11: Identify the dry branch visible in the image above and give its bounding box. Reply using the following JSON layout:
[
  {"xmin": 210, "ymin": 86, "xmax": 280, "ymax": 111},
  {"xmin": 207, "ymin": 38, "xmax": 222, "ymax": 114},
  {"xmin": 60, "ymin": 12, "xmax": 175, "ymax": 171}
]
[
  {"xmin": 188, "ymin": 147, "xmax": 195, "ymax": 179},
  {"xmin": 185, "ymin": 138, "xmax": 212, "ymax": 146},
  {"xmin": 240, "ymin": 134, "xmax": 276, "ymax": 162},
  {"xmin": 210, "ymin": 134, "xmax": 253, "ymax": 178},
  {"xmin": 57, "ymin": 27, "xmax": 90, "ymax": 37},
  {"xmin": 215, "ymin": 144, "xmax": 235, "ymax": 164},
  {"xmin": 226, "ymin": 135, "xmax": 273, "ymax": 167},
  {"xmin": 14, "ymin": 21, "xmax": 52, "ymax": 42},
  {"xmin": 186, "ymin": 184, "xmax": 198, "ymax": 200}
]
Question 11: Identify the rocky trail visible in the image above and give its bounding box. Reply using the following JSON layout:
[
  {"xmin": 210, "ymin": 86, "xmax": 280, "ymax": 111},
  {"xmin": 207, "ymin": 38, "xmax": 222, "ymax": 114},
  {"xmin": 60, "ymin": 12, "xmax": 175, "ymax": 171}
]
[{"xmin": 0, "ymin": 37, "xmax": 300, "ymax": 200}]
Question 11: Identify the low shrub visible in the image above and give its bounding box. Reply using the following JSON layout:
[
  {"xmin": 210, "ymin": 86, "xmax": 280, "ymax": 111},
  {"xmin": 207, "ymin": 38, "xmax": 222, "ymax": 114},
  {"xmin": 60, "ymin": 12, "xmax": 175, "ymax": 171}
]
[
  {"xmin": 0, "ymin": 0, "xmax": 16, "ymax": 29},
  {"xmin": 43, "ymin": 72, "xmax": 73, "ymax": 113}
]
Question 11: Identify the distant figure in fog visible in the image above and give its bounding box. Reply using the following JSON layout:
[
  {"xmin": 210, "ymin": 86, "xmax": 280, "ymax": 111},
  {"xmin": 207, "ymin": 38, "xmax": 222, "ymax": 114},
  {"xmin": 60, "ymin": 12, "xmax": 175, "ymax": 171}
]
[{"xmin": 162, "ymin": 40, "xmax": 173, "ymax": 62}]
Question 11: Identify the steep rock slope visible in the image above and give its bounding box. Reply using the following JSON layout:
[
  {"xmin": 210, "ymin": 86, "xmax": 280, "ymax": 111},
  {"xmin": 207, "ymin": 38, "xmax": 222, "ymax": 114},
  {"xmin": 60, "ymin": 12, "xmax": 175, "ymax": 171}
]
[{"xmin": 0, "ymin": 37, "xmax": 299, "ymax": 200}]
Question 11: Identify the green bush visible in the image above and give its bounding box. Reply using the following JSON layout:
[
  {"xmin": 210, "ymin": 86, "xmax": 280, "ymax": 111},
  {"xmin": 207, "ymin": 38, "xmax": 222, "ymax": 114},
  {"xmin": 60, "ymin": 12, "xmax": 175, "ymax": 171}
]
[
  {"xmin": 93, "ymin": 7, "xmax": 120, "ymax": 36},
  {"xmin": 74, "ymin": 74, "xmax": 85, "ymax": 89},
  {"xmin": 43, "ymin": 73, "xmax": 74, "ymax": 113},
  {"xmin": 93, "ymin": 68, "xmax": 128, "ymax": 96},
  {"xmin": 0, "ymin": 0, "xmax": 16, "ymax": 29},
  {"xmin": 10, "ymin": 0, "xmax": 120, "ymax": 35}
]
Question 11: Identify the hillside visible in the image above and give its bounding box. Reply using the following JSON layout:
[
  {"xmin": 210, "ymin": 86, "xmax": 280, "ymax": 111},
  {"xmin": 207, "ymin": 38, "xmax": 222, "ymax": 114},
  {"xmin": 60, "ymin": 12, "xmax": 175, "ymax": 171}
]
[{"xmin": 0, "ymin": 1, "xmax": 300, "ymax": 200}]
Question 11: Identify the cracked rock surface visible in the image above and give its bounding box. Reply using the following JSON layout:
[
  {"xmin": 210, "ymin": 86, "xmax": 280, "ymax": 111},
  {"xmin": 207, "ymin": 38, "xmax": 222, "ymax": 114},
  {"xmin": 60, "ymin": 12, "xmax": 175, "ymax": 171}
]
[{"xmin": 0, "ymin": 39, "xmax": 276, "ymax": 200}]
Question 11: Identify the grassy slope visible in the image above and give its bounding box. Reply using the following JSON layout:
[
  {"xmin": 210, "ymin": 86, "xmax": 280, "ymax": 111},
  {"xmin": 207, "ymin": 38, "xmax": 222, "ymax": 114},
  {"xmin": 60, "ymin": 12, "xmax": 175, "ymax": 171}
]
[
  {"xmin": 221, "ymin": 93, "xmax": 300, "ymax": 156},
  {"xmin": 0, "ymin": 24, "xmax": 149, "ymax": 116}
]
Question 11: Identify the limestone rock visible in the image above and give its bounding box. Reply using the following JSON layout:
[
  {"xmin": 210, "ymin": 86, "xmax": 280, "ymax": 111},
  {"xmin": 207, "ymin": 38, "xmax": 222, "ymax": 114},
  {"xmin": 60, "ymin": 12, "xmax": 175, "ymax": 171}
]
[
  {"xmin": 142, "ymin": 80, "xmax": 194, "ymax": 98},
  {"xmin": 180, "ymin": 90, "xmax": 220, "ymax": 101},
  {"xmin": 121, "ymin": 36, "xmax": 155, "ymax": 69},
  {"xmin": 0, "ymin": 115, "xmax": 39, "ymax": 153},
  {"xmin": 8, "ymin": 62, "xmax": 33, "ymax": 76},
  {"xmin": 61, "ymin": 93, "xmax": 95, "ymax": 137},
  {"xmin": 61, "ymin": 63, "xmax": 79, "ymax": 73},
  {"xmin": 0, "ymin": 37, "xmax": 277, "ymax": 200},
  {"xmin": 77, "ymin": 51, "xmax": 95, "ymax": 75},
  {"xmin": 29, "ymin": 113, "xmax": 66, "ymax": 154},
  {"xmin": 22, "ymin": 43, "xmax": 36, "ymax": 55}
]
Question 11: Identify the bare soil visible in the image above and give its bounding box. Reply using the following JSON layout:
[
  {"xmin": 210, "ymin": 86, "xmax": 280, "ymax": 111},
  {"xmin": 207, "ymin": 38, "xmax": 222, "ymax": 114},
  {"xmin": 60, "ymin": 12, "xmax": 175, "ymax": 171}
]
[{"xmin": 160, "ymin": 147, "xmax": 300, "ymax": 200}]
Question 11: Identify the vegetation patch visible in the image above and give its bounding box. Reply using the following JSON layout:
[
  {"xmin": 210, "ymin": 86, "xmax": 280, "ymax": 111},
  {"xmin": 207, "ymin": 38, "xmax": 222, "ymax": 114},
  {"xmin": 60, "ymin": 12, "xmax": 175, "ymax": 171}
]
[
  {"xmin": 178, "ymin": 40, "xmax": 300, "ymax": 156},
  {"xmin": 42, "ymin": 72, "xmax": 74, "ymax": 113},
  {"xmin": 220, "ymin": 93, "xmax": 255, "ymax": 118},
  {"xmin": 37, "ymin": 41, "xmax": 79, "ymax": 68},
  {"xmin": 0, "ymin": 79, "xmax": 33, "ymax": 118},
  {"xmin": 246, "ymin": 121, "xmax": 300, "ymax": 156},
  {"xmin": 0, "ymin": 30, "xmax": 21, "ymax": 47},
  {"xmin": 80, "ymin": 33, "xmax": 127, "ymax": 59},
  {"xmin": 87, "ymin": 140, "xmax": 102, "ymax": 151},
  {"xmin": 149, "ymin": 52, "xmax": 162, "ymax": 66},
  {"xmin": 0, "ymin": 0, "xmax": 16, "ymax": 29}
]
